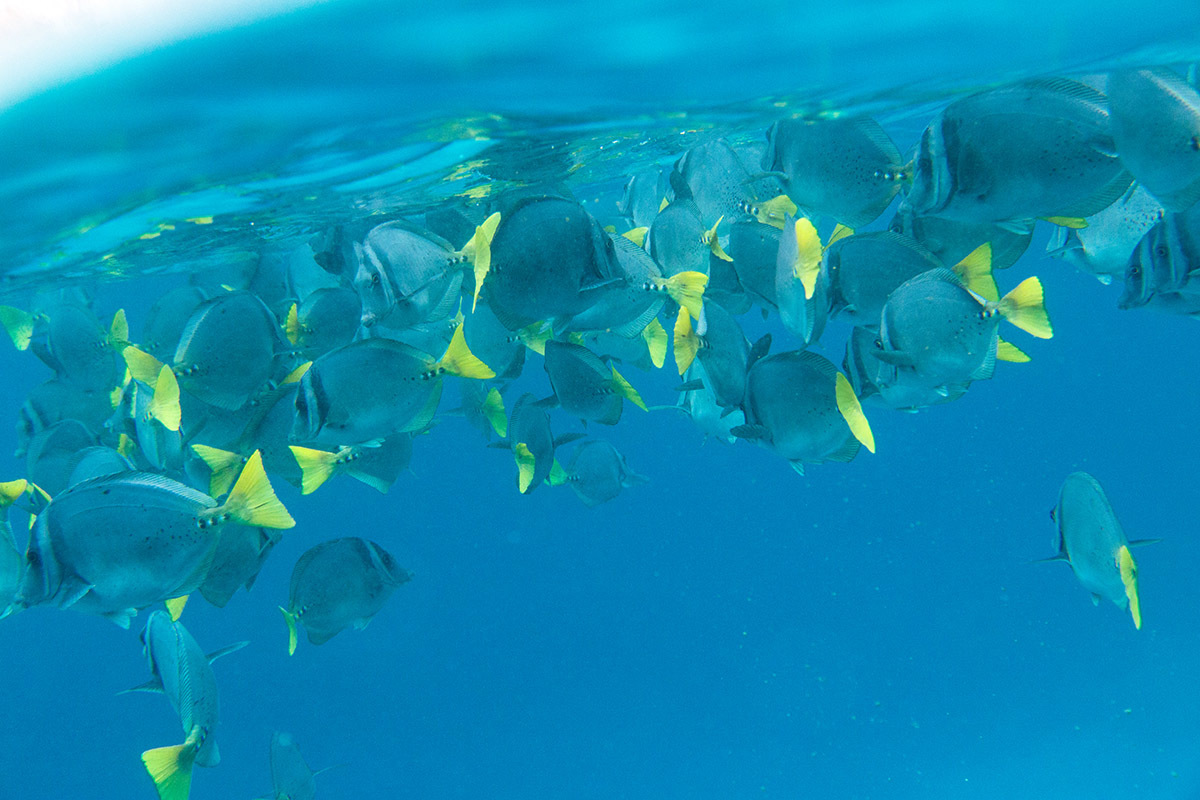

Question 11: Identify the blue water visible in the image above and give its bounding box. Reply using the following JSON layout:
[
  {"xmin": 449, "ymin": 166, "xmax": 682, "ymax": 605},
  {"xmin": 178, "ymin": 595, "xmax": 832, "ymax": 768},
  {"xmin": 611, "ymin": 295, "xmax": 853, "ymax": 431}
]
[{"xmin": 2, "ymin": 1, "xmax": 1200, "ymax": 798}]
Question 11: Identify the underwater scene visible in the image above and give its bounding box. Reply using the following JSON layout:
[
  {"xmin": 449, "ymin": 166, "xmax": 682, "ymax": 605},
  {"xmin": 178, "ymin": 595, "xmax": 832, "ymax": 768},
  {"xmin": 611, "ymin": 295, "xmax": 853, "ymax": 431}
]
[{"xmin": 2, "ymin": 1, "xmax": 1200, "ymax": 798}]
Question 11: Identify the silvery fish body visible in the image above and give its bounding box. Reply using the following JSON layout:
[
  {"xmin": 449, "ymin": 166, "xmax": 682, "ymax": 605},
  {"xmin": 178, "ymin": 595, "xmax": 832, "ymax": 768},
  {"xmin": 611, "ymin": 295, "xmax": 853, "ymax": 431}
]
[
  {"xmin": 543, "ymin": 340, "xmax": 625, "ymax": 426},
  {"xmin": 292, "ymin": 286, "xmax": 361, "ymax": 359},
  {"xmin": 462, "ymin": 300, "xmax": 526, "ymax": 381},
  {"xmin": 139, "ymin": 611, "xmax": 224, "ymax": 767},
  {"xmin": 29, "ymin": 303, "xmax": 119, "ymax": 392},
  {"xmin": 672, "ymin": 138, "xmax": 756, "ymax": 226},
  {"xmin": 649, "ymin": 199, "xmax": 711, "ymax": 277},
  {"xmin": 729, "ymin": 220, "xmax": 782, "ymax": 310},
  {"xmin": 1119, "ymin": 202, "xmax": 1200, "ymax": 313},
  {"xmin": 842, "ymin": 325, "xmax": 969, "ymax": 412},
  {"xmin": 1051, "ymin": 472, "xmax": 1135, "ymax": 611},
  {"xmin": 565, "ymin": 440, "xmax": 647, "ymax": 507},
  {"xmin": 267, "ymin": 732, "xmax": 317, "ymax": 800},
  {"xmin": 353, "ymin": 220, "xmax": 463, "ymax": 330},
  {"xmin": 174, "ymin": 291, "xmax": 281, "ymax": 411},
  {"xmin": 693, "ymin": 302, "xmax": 751, "ymax": 411},
  {"xmin": 775, "ymin": 216, "xmax": 830, "ymax": 347},
  {"xmin": 676, "ymin": 361, "xmax": 744, "ymax": 444},
  {"xmin": 1046, "ymin": 184, "xmax": 1163, "ymax": 283},
  {"xmin": 141, "ymin": 286, "xmax": 207, "ymax": 361},
  {"xmin": 907, "ymin": 78, "xmax": 1132, "ymax": 224},
  {"xmin": 505, "ymin": 393, "xmax": 557, "ymax": 493},
  {"xmin": 565, "ymin": 233, "xmax": 664, "ymax": 337},
  {"xmin": 64, "ymin": 446, "xmax": 132, "ymax": 488},
  {"xmin": 620, "ymin": 167, "xmax": 670, "ymax": 229}
]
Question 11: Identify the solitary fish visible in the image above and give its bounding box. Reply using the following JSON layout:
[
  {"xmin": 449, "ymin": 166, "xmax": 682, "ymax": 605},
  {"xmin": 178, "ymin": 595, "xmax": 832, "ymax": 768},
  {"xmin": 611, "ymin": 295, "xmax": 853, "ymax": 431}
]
[
  {"xmin": 1043, "ymin": 472, "xmax": 1150, "ymax": 629},
  {"xmin": 280, "ymin": 537, "xmax": 411, "ymax": 654},
  {"xmin": 259, "ymin": 731, "xmax": 320, "ymax": 800}
]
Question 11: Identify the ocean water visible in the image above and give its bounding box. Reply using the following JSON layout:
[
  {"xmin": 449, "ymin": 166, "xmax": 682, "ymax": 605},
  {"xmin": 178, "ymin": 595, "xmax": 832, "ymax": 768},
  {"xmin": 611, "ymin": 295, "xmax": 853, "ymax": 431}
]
[{"xmin": 2, "ymin": 1, "xmax": 1200, "ymax": 798}]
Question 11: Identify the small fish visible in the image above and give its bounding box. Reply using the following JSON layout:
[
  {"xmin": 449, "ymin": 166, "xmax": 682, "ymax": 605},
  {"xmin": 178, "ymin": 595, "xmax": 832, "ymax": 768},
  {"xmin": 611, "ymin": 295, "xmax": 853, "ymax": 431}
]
[
  {"xmin": 1108, "ymin": 67, "xmax": 1200, "ymax": 212},
  {"xmin": 289, "ymin": 434, "xmax": 413, "ymax": 495},
  {"xmin": 1, "ymin": 301, "xmax": 125, "ymax": 391},
  {"xmin": 648, "ymin": 198, "xmax": 730, "ymax": 278},
  {"xmin": 1045, "ymin": 184, "xmax": 1163, "ymax": 283},
  {"xmin": 1042, "ymin": 472, "xmax": 1153, "ymax": 629},
  {"xmin": 134, "ymin": 610, "xmax": 247, "ymax": 800},
  {"xmin": 543, "ymin": 340, "xmax": 646, "ymax": 426},
  {"xmin": 907, "ymin": 77, "xmax": 1132, "ymax": 224},
  {"xmin": 280, "ymin": 537, "xmax": 411, "ymax": 654},
  {"xmin": 284, "ymin": 286, "xmax": 361, "ymax": 360},
  {"xmin": 261, "ymin": 731, "xmax": 320, "ymax": 800},
  {"xmin": 493, "ymin": 393, "xmax": 582, "ymax": 494},
  {"xmin": 563, "ymin": 440, "xmax": 648, "ymax": 507},
  {"xmin": 762, "ymin": 116, "xmax": 905, "ymax": 228}
]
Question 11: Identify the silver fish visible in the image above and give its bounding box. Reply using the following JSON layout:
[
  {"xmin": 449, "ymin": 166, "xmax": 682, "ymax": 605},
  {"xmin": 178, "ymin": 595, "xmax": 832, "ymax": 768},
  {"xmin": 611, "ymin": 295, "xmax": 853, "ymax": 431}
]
[
  {"xmin": 263, "ymin": 732, "xmax": 319, "ymax": 800},
  {"xmin": 564, "ymin": 233, "xmax": 665, "ymax": 338},
  {"xmin": 352, "ymin": 220, "xmax": 464, "ymax": 330},
  {"xmin": 173, "ymin": 291, "xmax": 282, "ymax": 411},
  {"xmin": 543, "ymin": 340, "xmax": 645, "ymax": 426},
  {"xmin": 1119, "ymin": 202, "xmax": 1200, "ymax": 313},
  {"xmin": 564, "ymin": 440, "xmax": 648, "ymax": 507},
  {"xmin": 1046, "ymin": 184, "xmax": 1163, "ymax": 284},
  {"xmin": 286, "ymin": 286, "xmax": 361, "ymax": 360},
  {"xmin": 775, "ymin": 216, "xmax": 830, "ymax": 347}
]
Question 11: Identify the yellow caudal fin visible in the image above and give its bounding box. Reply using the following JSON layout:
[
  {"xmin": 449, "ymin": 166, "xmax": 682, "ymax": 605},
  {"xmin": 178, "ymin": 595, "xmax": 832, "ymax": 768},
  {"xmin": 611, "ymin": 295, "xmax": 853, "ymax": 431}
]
[
  {"xmin": 281, "ymin": 360, "xmax": 312, "ymax": 385},
  {"xmin": 658, "ymin": 197, "xmax": 669, "ymax": 213},
  {"xmin": 216, "ymin": 451, "xmax": 295, "ymax": 529},
  {"xmin": 791, "ymin": 217, "xmax": 823, "ymax": 299},
  {"xmin": 996, "ymin": 338, "xmax": 1031, "ymax": 363},
  {"xmin": 825, "ymin": 223, "xmax": 854, "ymax": 249},
  {"xmin": 662, "ymin": 271, "xmax": 708, "ymax": 319},
  {"xmin": 754, "ymin": 195, "xmax": 797, "ymax": 229},
  {"xmin": 165, "ymin": 595, "xmax": 188, "ymax": 621},
  {"xmin": 123, "ymin": 346, "xmax": 166, "ymax": 385},
  {"xmin": 702, "ymin": 216, "xmax": 733, "ymax": 262},
  {"xmin": 835, "ymin": 372, "xmax": 875, "ymax": 453},
  {"xmin": 642, "ymin": 317, "xmax": 667, "ymax": 369},
  {"xmin": 548, "ymin": 459, "xmax": 569, "ymax": 487},
  {"xmin": 1118, "ymin": 545, "xmax": 1141, "ymax": 630},
  {"xmin": 610, "ymin": 366, "xmax": 647, "ymax": 410},
  {"xmin": 285, "ymin": 303, "xmax": 301, "ymax": 346},
  {"xmin": 622, "ymin": 226, "xmax": 648, "ymax": 247},
  {"xmin": 118, "ymin": 433, "xmax": 137, "ymax": 460},
  {"xmin": 514, "ymin": 443, "xmax": 536, "ymax": 494},
  {"xmin": 673, "ymin": 307, "xmax": 700, "ymax": 375},
  {"xmin": 288, "ymin": 445, "xmax": 339, "ymax": 495},
  {"xmin": 482, "ymin": 388, "xmax": 507, "ymax": 437},
  {"xmin": 997, "ymin": 277, "xmax": 1053, "ymax": 339},
  {"xmin": 437, "ymin": 325, "xmax": 495, "ymax": 379},
  {"xmin": 0, "ymin": 479, "xmax": 27, "ymax": 509},
  {"xmin": 109, "ymin": 309, "xmax": 130, "ymax": 349},
  {"xmin": 952, "ymin": 243, "xmax": 998, "ymax": 303},
  {"xmin": 150, "ymin": 366, "xmax": 182, "ymax": 432},
  {"xmin": 1042, "ymin": 216, "xmax": 1088, "ymax": 229},
  {"xmin": 468, "ymin": 213, "xmax": 501, "ymax": 312},
  {"xmin": 141, "ymin": 728, "xmax": 200, "ymax": 800},
  {"xmin": 189, "ymin": 445, "xmax": 244, "ymax": 498},
  {"xmin": 280, "ymin": 606, "xmax": 300, "ymax": 655},
  {"xmin": 0, "ymin": 306, "xmax": 33, "ymax": 351},
  {"xmin": 516, "ymin": 323, "xmax": 550, "ymax": 355}
]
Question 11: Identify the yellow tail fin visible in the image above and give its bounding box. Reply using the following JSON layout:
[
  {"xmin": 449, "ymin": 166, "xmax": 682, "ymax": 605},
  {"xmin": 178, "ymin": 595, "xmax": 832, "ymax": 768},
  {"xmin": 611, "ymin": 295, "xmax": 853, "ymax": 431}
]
[
  {"xmin": 702, "ymin": 216, "xmax": 733, "ymax": 262},
  {"xmin": 517, "ymin": 323, "xmax": 551, "ymax": 355},
  {"xmin": 285, "ymin": 303, "xmax": 301, "ymax": 346},
  {"xmin": 996, "ymin": 338, "xmax": 1031, "ymax": 363},
  {"xmin": 835, "ymin": 373, "xmax": 875, "ymax": 453},
  {"xmin": 548, "ymin": 459, "xmax": 569, "ymax": 487},
  {"xmin": 622, "ymin": 226, "xmax": 648, "ymax": 247},
  {"xmin": 280, "ymin": 606, "xmax": 300, "ymax": 655},
  {"xmin": 123, "ymin": 346, "xmax": 166, "ymax": 385},
  {"xmin": 997, "ymin": 277, "xmax": 1053, "ymax": 339},
  {"xmin": 673, "ymin": 307, "xmax": 700, "ymax": 376},
  {"xmin": 214, "ymin": 451, "xmax": 295, "ymax": 529},
  {"xmin": 118, "ymin": 433, "xmax": 137, "ymax": 460},
  {"xmin": 141, "ymin": 728, "xmax": 200, "ymax": 800},
  {"xmin": 1118, "ymin": 545, "xmax": 1141, "ymax": 630},
  {"xmin": 825, "ymin": 223, "xmax": 854, "ymax": 249},
  {"xmin": 288, "ymin": 445, "xmax": 339, "ymax": 495},
  {"xmin": 662, "ymin": 271, "xmax": 708, "ymax": 319},
  {"xmin": 0, "ymin": 479, "xmax": 27, "ymax": 508},
  {"xmin": 468, "ymin": 213, "xmax": 501, "ymax": 312},
  {"xmin": 610, "ymin": 366, "xmax": 647, "ymax": 410},
  {"xmin": 150, "ymin": 366, "xmax": 182, "ymax": 432},
  {"xmin": 482, "ymin": 388, "xmax": 507, "ymax": 438},
  {"xmin": 437, "ymin": 325, "xmax": 496, "ymax": 379},
  {"xmin": 642, "ymin": 318, "xmax": 667, "ymax": 369},
  {"xmin": 1042, "ymin": 216, "xmax": 1088, "ymax": 229},
  {"xmin": 754, "ymin": 195, "xmax": 797, "ymax": 229},
  {"xmin": 953, "ymin": 243, "xmax": 998, "ymax": 303},
  {"xmin": 658, "ymin": 197, "xmax": 669, "ymax": 213},
  {"xmin": 0, "ymin": 305, "xmax": 33, "ymax": 351},
  {"xmin": 189, "ymin": 445, "xmax": 245, "ymax": 498},
  {"xmin": 109, "ymin": 309, "xmax": 130, "ymax": 350},
  {"xmin": 792, "ymin": 218, "xmax": 823, "ymax": 299},
  {"xmin": 281, "ymin": 360, "xmax": 312, "ymax": 385},
  {"xmin": 165, "ymin": 595, "xmax": 188, "ymax": 621},
  {"xmin": 514, "ymin": 443, "xmax": 536, "ymax": 494}
]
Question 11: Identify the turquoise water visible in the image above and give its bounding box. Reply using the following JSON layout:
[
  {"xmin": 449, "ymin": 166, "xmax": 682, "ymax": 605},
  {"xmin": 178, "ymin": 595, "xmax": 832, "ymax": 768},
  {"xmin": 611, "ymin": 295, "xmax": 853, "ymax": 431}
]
[{"xmin": 2, "ymin": 1, "xmax": 1200, "ymax": 798}]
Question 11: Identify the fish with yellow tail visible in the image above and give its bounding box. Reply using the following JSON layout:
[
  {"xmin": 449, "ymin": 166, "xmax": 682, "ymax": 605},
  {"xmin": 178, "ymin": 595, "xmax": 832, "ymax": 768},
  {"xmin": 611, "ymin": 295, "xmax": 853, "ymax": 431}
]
[{"xmin": 288, "ymin": 434, "xmax": 413, "ymax": 495}]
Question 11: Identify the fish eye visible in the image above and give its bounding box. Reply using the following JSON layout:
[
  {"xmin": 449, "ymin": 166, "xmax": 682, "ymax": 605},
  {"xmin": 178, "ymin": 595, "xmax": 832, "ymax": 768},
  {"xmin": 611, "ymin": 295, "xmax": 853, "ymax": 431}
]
[
  {"xmin": 1130, "ymin": 265, "xmax": 1141, "ymax": 276},
  {"xmin": 1155, "ymin": 246, "xmax": 1167, "ymax": 258},
  {"xmin": 873, "ymin": 338, "xmax": 883, "ymax": 349},
  {"xmin": 370, "ymin": 273, "xmax": 380, "ymax": 286}
]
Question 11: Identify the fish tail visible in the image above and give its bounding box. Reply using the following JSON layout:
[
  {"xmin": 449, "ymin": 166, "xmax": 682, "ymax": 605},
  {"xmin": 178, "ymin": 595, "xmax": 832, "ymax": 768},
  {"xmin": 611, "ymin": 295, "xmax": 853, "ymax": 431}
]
[
  {"xmin": 189, "ymin": 445, "xmax": 245, "ymax": 498},
  {"xmin": 150, "ymin": 366, "xmax": 182, "ymax": 432},
  {"xmin": 165, "ymin": 595, "xmax": 188, "ymax": 621},
  {"xmin": 610, "ymin": 366, "xmax": 647, "ymax": 411},
  {"xmin": 109, "ymin": 309, "xmax": 130, "ymax": 350},
  {"xmin": 791, "ymin": 218, "xmax": 823, "ymax": 299},
  {"xmin": 641, "ymin": 318, "xmax": 667, "ymax": 369},
  {"xmin": 835, "ymin": 373, "xmax": 875, "ymax": 454},
  {"xmin": 0, "ymin": 479, "xmax": 28, "ymax": 508},
  {"xmin": 437, "ymin": 325, "xmax": 495, "ymax": 380},
  {"xmin": 547, "ymin": 459, "xmax": 569, "ymax": 487},
  {"xmin": 672, "ymin": 307, "xmax": 700, "ymax": 376},
  {"xmin": 1118, "ymin": 545, "xmax": 1141, "ymax": 630},
  {"xmin": 122, "ymin": 345, "xmax": 166, "ymax": 384},
  {"xmin": 513, "ymin": 442, "xmax": 536, "ymax": 494},
  {"xmin": 288, "ymin": 446, "xmax": 339, "ymax": 495},
  {"xmin": 826, "ymin": 223, "xmax": 854, "ymax": 248},
  {"xmin": 997, "ymin": 277, "xmax": 1053, "ymax": 339},
  {"xmin": 141, "ymin": 727, "xmax": 201, "ymax": 800},
  {"xmin": 755, "ymin": 195, "xmax": 797, "ymax": 229},
  {"xmin": 996, "ymin": 337, "xmax": 1031, "ymax": 363},
  {"xmin": 284, "ymin": 303, "xmax": 301, "ymax": 346},
  {"xmin": 216, "ymin": 451, "xmax": 295, "ymax": 529},
  {"xmin": 1041, "ymin": 216, "xmax": 1088, "ymax": 229},
  {"xmin": 662, "ymin": 271, "xmax": 708, "ymax": 319},
  {"xmin": 952, "ymin": 243, "xmax": 999, "ymax": 303},
  {"xmin": 0, "ymin": 305, "xmax": 33, "ymax": 350},
  {"xmin": 704, "ymin": 216, "xmax": 733, "ymax": 262},
  {"xmin": 482, "ymin": 388, "xmax": 507, "ymax": 437},
  {"xmin": 468, "ymin": 211, "xmax": 501, "ymax": 312},
  {"xmin": 280, "ymin": 606, "xmax": 300, "ymax": 655},
  {"xmin": 517, "ymin": 322, "xmax": 551, "ymax": 355},
  {"xmin": 281, "ymin": 360, "xmax": 312, "ymax": 385},
  {"xmin": 621, "ymin": 226, "xmax": 648, "ymax": 247}
]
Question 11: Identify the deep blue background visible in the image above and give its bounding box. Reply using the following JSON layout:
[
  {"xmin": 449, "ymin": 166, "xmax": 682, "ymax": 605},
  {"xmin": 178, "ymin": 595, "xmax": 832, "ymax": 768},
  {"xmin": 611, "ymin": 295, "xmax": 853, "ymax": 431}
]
[{"xmin": 1, "ymin": 2, "xmax": 1199, "ymax": 799}]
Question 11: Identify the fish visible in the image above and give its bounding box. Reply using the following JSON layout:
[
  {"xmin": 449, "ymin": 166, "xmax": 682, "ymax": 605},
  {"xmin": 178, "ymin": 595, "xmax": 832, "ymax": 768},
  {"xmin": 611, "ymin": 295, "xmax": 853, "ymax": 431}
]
[
  {"xmin": 1042, "ymin": 472, "xmax": 1152, "ymax": 629},
  {"xmin": 1045, "ymin": 183, "xmax": 1164, "ymax": 283},
  {"xmin": 24, "ymin": 419, "xmax": 97, "ymax": 497},
  {"xmin": 672, "ymin": 302, "xmax": 758, "ymax": 412},
  {"xmin": 671, "ymin": 138, "xmax": 759, "ymax": 226},
  {"xmin": 733, "ymin": 349, "xmax": 875, "ymax": 474},
  {"xmin": 648, "ymin": 198, "xmax": 730, "ymax": 279},
  {"xmin": 260, "ymin": 732, "xmax": 320, "ymax": 800},
  {"xmin": 452, "ymin": 381, "xmax": 508, "ymax": 441},
  {"xmin": 668, "ymin": 360, "xmax": 745, "ymax": 444},
  {"xmin": 1107, "ymin": 67, "xmax": 1200, "ymax": 212},
  {"xmin": 198, "ymin": 524, "xmax": 281, "ymax": 609},
  {"xmin": 728, "ymin": 220, "xmax": 782, "ymax": 311},
  {"xmin": 0, "ymin": 480, "xmax": 30, "ymax": 619},
  {"xmin": 875, "ymin": 268, "xmax": 1051, "ymax": 393},
  {"xmin": 562, "ymin": 440, "xmax": 648, "ymax": 507},
  {"xmin": 280, "ymin": 537, "xmax": 411, "ymax": 654},
  {"xmin": 542, "ymin": 339, "xmax": 646, "ymax": 426},
  {"xmin": 889, "ymin": 202, "xmax": 1032, "ymax": 271},
  {"xmin": 774, "ymin": 216, "xmax": 831, "ymax": 347},
  {"xmin": 761, "ymin": 116, "xmax": 905, "ymax": 228},
  {"xmin": 133, "ymin": 610, "xmax": 248, "ymax": 800},
  {"xmin": 824, "ymin": 230, "xmax": 945, "ymax": 325},
  {"xmin": 351, "ymin": 219, "xmax": 465, "ymax": 329},
  {"xmin": 129, "ymin": 366, "xmax": 184, "ymax": 473},
  {"xmin": 140, "ymin": 287, "xmax": 208, "ymax": 361},
  {"xmin": 563, "ymin": 232, "xmax": 667, "ymax": 337},
  {"xmin": 462, "ymin": 299, "xmax": 528, "ymax": 380},
  {"xmin": 1, "ymin": 301, "xmax": 125, "ymax": 391},
  {"xmin": 291, "ymin": 325, "xmax": 493, "ymax": 447},
  {"xmin": 63, "ymin": 446, "xmax": 133, "ymax": 489},
  {"xmin": 16, "ymin": 377, "xmax": 114, "ymax": 456},
  {"xmin": 284, "ymin": 286, "xmax": 362, "ymax": 360},
  {"xmin": 289, "ymin": 434, "xmax": 414, "ymax": 495},
  {"xmin": 1118, "ymin": 202, "xmax": 1200, "ymax": 312},
  {"xmin": 494, "ymin": 393, "xmax": 581, "ymax": 494},
  {"xmin": 841, "ymin": 325, "xmax": 970, "ymax": 412},
  {"xmin": 620, "ymin": 167, "xmax": 670, "ymax": 229},
  {"xmin": 906, "ymin": 77, "xmax": 1133, "ymax": 224},
  {"xmin": 17, "ymin": 451, "xmax": 293, "ymax": 627}
]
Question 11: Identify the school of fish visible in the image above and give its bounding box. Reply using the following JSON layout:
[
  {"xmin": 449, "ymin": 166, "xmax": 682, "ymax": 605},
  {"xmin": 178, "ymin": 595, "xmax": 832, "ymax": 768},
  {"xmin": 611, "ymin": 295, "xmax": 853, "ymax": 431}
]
[{"xmin": 2, "ymin": 65, "xmax": 1193, "ymax": 798}]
